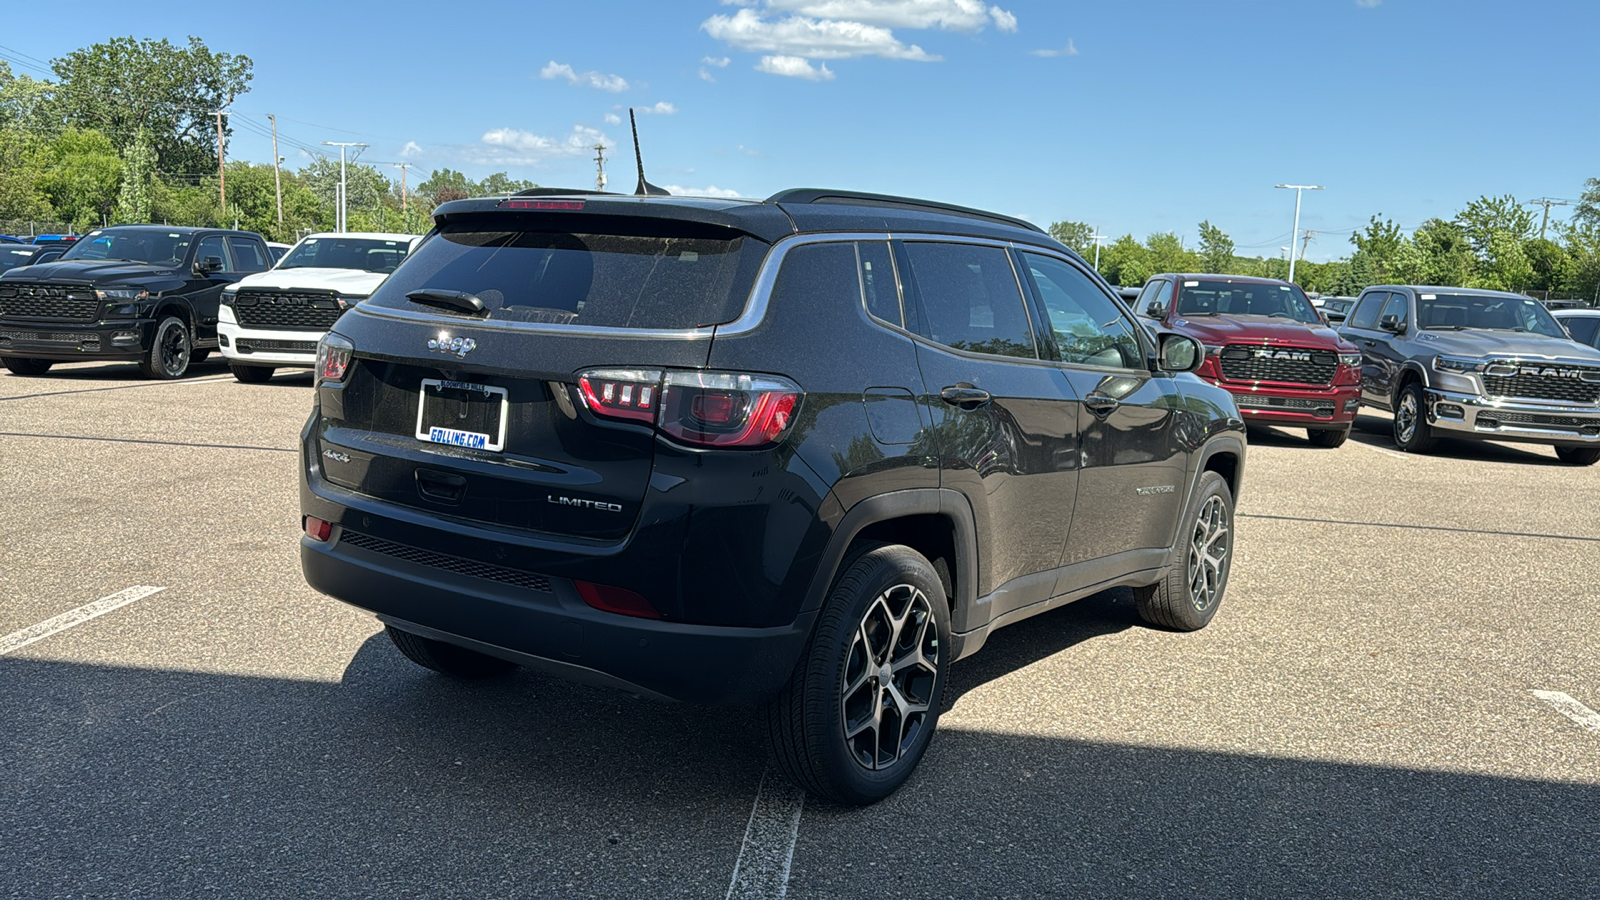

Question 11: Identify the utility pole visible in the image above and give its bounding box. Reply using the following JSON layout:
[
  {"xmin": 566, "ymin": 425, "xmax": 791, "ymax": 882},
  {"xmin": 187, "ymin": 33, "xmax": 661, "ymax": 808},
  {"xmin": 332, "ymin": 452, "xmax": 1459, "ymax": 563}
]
[
  {"xmin": 268, "ymin": 114, "xmax": 283, "ymax": 226},
  {"xmin": 1526, "ymin": 198, "xmax": 1568, "ymax": 241},
  {"xmin": 1275, "ymin": 184, "xmax": 1323, "ymax": 283},
  {"xmin": 393, "ymin": 163, "xmax": 412, "ymax": 213},
  {"xmin": 593, "ymin": 143, "xmax": 607, "ymax": 192},
  {"xmin": 213, "ymin": 110, "xmax": 228, "ymax": 216},
  {"xmin": 1299, "ymin": 229, "xmax": 1319, "ymax": 262},
  {"xmin": 1089, "ymin": 231, "xmax": 1106, "ymax": 271},
  {"xmin": 321, "ymin": 142, "xmax": 367, "ymax": 232}
]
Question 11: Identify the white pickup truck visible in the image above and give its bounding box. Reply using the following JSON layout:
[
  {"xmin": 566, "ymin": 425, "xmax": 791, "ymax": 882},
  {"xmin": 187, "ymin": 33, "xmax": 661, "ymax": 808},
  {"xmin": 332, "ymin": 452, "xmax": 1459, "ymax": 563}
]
[{"xmin": 218, "ymin": 232, "xmax": 420, "ymax": 383}]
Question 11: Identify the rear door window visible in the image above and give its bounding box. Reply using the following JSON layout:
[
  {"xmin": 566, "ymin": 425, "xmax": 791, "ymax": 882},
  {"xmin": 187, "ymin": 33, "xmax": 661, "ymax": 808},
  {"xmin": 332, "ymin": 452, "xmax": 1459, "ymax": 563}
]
[
  {"xmin": 857, "ymin": 241, "xmax": 901, "ymax": 327},
  {"xmin": 367, "ymin": 221, "xmax": 763, "ymax": 329},
  {"xmin": 899, "ymin": 242, "xmax": 1036, "ymax": 359},
  {"xmin": 228, "ymin": 238, "xmax": 270, "ymax": 273},
  {"xmin": 1561, "ymin": 315, "xmax": 1600, "ymax": 347},
  {"xmin": 1348, "ymin": 291, "xmax": 1388, "ymax": 330}
]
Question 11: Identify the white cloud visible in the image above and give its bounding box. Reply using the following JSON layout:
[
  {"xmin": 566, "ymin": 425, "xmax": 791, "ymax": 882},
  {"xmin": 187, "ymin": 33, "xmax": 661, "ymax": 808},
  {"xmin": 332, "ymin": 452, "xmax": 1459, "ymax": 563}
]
[
  {"xmin": 704, "ymin": 8, "xmax": 938, "ymax": 61},
  {"xmin": 1355, "ymin": 0, "xmax": 1381, "ymax": 6},
  {"xmin": 1029, "ymin": 39, "xmax": 1077, "ymax": 58},
  {"xmin": 476, "ymin": 125, "xmax": 610, "ymax": 165},
  {"xmin": 636, "ymin": 101, "xmax": 678, "ymax": 115},
  {"xmin": 662, "ymin": 185, "xmax": 743, "ymax": 199},
  {"xmin": 702, "ymin": 56, "xmax": 732, "ymax": 67},
  {"xmin": 399, "ymin": 141, "xmax": 424, "ymax": 158},
  {"xmin": 604, "ymin": 113, "xmax": 622, "ymax": 125},
  {"xmin": 752, "ymin": 1, "xmax": 1016, "ymax": 33},
  {"xmin": 539, "ymin": 60, "xmax": 630, "ymax": 92},
  {"xmin": 756, "ymin": 55, "xmax": 836, "ymax": 80}
]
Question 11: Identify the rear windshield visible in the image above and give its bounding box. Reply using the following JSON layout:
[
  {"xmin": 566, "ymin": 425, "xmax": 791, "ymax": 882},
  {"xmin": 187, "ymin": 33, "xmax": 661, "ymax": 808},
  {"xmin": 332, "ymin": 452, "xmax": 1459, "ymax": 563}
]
[
  {"xmin": 1176, "ymin": 280, "xmax": 1321, "ymax": 324},
  {"xmin": 367, "ymin": 221, "xmax": 762, "ymax": 329},
  {"xmin": 1417, "ymin": 293, "xmax": 1566, "ymax": 338}
]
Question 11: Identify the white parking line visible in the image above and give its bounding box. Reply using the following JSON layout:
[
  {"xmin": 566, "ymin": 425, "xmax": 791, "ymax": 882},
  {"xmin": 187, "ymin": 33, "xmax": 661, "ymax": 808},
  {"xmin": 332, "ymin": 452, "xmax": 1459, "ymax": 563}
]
[
  {"xmin": 726, "ymin": 769, "xmax": 805, "ymax": 900},
  {"xmin": 1350, "ymin": 439, "xmax": 1411, "ymax": 460},
  {"xmin": 1531, "ymin": 690, "xmax": 1600, "ymax": 734},
  {"xmin": 0, "ymin": 586, "xmax": 165, "ymax": 656}
]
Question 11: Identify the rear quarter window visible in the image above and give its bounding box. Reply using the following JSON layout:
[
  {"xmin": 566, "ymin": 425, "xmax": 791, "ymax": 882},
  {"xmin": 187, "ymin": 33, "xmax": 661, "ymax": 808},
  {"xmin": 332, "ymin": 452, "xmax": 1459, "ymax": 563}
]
[{"xmin": 367, "ymin": 220, "xmax": 766, "ymax": 330}]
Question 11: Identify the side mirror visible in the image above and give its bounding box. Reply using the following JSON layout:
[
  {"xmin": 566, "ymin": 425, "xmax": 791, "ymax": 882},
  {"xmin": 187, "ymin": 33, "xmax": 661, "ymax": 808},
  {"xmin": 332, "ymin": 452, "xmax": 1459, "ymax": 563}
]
[
  {"xmin": 1379, "ymin": 314, "xmax": 1405, "ymax": 333},
  {"xmin": 1157, "ymin": 334, "xmax": 1204, "ymax": 373},
  {"xmin": 195, "ymin": 255, "xmax": 224, "ymax": 274},
  {"xmin": 1145, "ymin": 303, "xmax": 1166, "ymax": 318}
]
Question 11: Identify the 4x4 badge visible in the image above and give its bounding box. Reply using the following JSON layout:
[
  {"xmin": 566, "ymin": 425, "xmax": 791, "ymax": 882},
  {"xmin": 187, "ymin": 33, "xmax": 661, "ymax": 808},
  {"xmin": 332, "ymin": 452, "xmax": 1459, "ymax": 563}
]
[{"xmin": 427, "ymin": 332, "xmax": 476, "ymax": 359}]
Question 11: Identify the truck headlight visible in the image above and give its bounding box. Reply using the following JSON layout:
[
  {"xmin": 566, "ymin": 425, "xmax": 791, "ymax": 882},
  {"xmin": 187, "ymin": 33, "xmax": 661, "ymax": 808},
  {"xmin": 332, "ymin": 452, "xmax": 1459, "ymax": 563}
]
[
  {"xmin": 97, "ymin": 288, "xmax": 148, "ymax": 318},
  {"xmin": 1432, "ymin": 356, "xmax": 1485, "ymax": 374},
  {"xmin": 1339, "ymin": 353, "xmax": 1363, "ymax": 368}
]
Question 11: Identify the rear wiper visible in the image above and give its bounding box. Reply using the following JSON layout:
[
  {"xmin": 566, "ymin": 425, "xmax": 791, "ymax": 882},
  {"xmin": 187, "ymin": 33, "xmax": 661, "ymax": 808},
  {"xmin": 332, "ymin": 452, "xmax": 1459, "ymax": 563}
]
[{"xmin": 407, "ymin": 289, "xmax": 487, "ymax": 316}]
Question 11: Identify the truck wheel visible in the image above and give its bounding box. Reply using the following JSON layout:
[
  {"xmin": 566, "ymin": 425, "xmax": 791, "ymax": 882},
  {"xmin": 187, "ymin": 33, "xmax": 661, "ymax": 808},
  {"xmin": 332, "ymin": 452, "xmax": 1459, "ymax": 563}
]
[
  {"xmin": 138, "ymin": 316, "xmax": 192, "ymax": 379},
  {"xmin": 384, "ymin": 625, "xmax": 518, "ymax": 678},
  {"xmin": 1392, "ymin": 382, "xmax": 1436, "ymax": 453},
  {"xmin": 230, "ymin": 364, "xmax": 274, "ymax": 384},
  {"xmin": 1554, "ymin": 446, "xmax": 1600, "ymax": 466},
  {"xmin": 1, "ymin": 357, "xmax": 53, "ymax": 376},
  {"xmin": 1306, "ymin": 427, "xmax": 1350, "ymax": 448},
  {"xmin": 766, "ymin": 543, "xmax": 950, "ymax": 805},
  {"xmin": 1134, "ymin": 471, "xmax": 1233, "ymax": 632}
]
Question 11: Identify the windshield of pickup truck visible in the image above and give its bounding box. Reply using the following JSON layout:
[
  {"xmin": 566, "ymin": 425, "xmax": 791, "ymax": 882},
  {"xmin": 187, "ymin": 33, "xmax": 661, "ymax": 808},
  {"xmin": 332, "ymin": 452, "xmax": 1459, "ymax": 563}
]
[
  {"xmin": 1175, "ymin": 280, "xmax": 1321, "ymax": 323},
  {"xmin": 59, "ymin": 229, "xmax": 194, "ymax": 265},
  {"xmin": 1417, "ymin": 293, "xmax": 1566, "ymax": 337},
  {"xmin": 278, "ymin": 236, "xmax": 413, "ymax": 273}
]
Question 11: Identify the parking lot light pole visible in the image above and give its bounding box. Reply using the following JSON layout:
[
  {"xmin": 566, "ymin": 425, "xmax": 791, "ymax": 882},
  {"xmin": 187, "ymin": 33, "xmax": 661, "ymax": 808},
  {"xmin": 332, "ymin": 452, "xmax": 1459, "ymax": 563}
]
[
  {"xmin": 1275, "ymin": 184, "xmax": 1322, "ymax": 283},
  {"xmin": 322, "ymin": 142, "xmax": 367, "ymax": 232},
  {"xmin": 1090, "ymin": 231, "xmax": 1106, "ymax": 271}
]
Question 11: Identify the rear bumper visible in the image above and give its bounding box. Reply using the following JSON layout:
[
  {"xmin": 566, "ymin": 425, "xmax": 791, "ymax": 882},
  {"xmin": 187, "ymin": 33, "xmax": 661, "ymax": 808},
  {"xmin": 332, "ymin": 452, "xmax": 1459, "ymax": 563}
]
[
  {"xmin": 301, "ymin": 531, "xmax": 814, "ymax": 704},
  {"xmin": 0, "ymin": 317, "xmax": 153, "ymax": 361},
  {"xmin": 1425, "ymin": 388, "xmax": 1600, "ymax": 446},
  {"xmin": 1211, "ymin": 381, "xmax": 1361, "ymax": 427}
]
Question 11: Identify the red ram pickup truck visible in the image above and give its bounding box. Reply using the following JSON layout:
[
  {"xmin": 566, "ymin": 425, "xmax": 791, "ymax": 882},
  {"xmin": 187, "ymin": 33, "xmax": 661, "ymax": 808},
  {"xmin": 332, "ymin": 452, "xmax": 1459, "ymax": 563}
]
[{"xmin": 1135, "ymin": 274, "xmax": 1363, "ymax": 447}]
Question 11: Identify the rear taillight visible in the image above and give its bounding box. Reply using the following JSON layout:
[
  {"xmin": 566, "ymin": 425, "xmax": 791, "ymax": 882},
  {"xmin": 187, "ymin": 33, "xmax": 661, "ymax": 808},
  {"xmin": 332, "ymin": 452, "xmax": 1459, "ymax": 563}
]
[
  {"xmin": 575, "ymin": 367, "xmax": 802, "ymax": 449},
  {"xmin": 574, "ymin": 580, "xmax": 661, "ymax": 619},
  {"xmin": 315, "ymin": 333, "xmax": 353, "ymax": 385}
]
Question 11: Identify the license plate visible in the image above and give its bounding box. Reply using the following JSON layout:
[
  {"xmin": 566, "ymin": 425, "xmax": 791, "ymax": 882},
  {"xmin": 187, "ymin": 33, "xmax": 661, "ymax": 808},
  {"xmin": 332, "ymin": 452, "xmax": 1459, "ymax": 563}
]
[{"xmin": 415, "ymin": 378, "xmax": 509, "ymax": 452}]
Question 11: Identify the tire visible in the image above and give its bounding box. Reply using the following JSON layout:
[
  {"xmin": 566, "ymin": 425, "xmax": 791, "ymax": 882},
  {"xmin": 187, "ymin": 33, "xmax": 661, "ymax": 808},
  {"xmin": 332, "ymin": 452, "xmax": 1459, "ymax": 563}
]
[
  {"xmin": 230, "ymin": 363, "xmax": 274, "ymax": 384},
  {"xmin": 1306, "ymin": 427, "xmax": 1350, "ymax": 448},
  {"xmin": 1555, "ymin": 446, "xmax": 1600, "ymax": 466},
  {"xmin": 1134, "ymin": 470, "xmax": 1234, "ymax": 632},
  {"xmin": 139, "ymin": 315, "xmax": 192, "ymax": 379},
  {"xmin": 384, "ymin": 625, "xmax": 518, "ymax": 679},
  {"xmin": 766, "ymin": 543, "xmax": 951, "ymax": 806},
  {"xmin": 1391, "ymin": 381, "xmax": 1436, "ymax": 453},
  {"xmin": 1, "ymin": 357, "xmax": 53, "ymax": 376}
]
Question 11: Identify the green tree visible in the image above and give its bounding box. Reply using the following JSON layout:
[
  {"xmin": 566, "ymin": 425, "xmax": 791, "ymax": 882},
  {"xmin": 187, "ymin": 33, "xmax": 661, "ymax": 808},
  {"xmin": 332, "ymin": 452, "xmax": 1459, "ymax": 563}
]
[
  {"xmin": 1570, "ymin": 178, "xmax": 1600, "ymax": 231},
  {"xmin": 112, "ymin": 128, "xmax": 155, "ymax": 224},
  {"xmin": 1047, "ymin": 220, "xmax": 1094, "ymax": 255},
  {"xmin": 0, "ymin": 127, "xmax": 53, "ymax": 221},
  {"xmin": 1096, "ymin": 234, "xmax": 1148, "ymax": 287},
  {"xmin": 478, "ymin": 172, "xmax": 538, "ymax": 196},
  {"xmin": 1144, "ymin": 231, "xmax": 1195, "ymax": 276},
  {"xmin": 0, "ymin": 61, "xmax": 59, "ymax": 135},
  {"xmin": 1196, "ymin": 220, "xmax": 1234, "ymax": 273},
  {"xmin": 37, "ymin": 128, "xmax": 122, "ymax": 231},
  {"xmin": 50, "ymin": 36, "xmax": 253, "ymax": 174}
]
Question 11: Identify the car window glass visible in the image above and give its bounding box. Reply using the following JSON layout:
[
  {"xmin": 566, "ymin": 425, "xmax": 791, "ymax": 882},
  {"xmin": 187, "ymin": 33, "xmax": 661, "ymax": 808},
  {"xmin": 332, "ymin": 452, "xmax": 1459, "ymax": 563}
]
[
  {"xmin": 194, "ymin": 236, "xmax": 230, "ymax": 271},
  {"xmin": 1380, "ymin": 292, "xmax": 1408, "ymax": 328},
  {"xmin": 1348, "ymin": 292, "xmax": 1388, "ymax": 330},
  {"xmin": 902, "ymin": 242, "xmax": 1036, "ymax": 359},
  {"xmin": 857, "ymin": 241, "xmax": 901, "ymax": 328},
  {"xmin": 1022, "ymin": 252, "xmax": 1144, "ymax": 369},
  {"xmin": 227, "ymin": 238, "xmax": 269, "ymax": 273},
  {"xmin": 770, "ymin": 242, "xmax": 863, "ymax": 325},
  {"xmin": 1136, "ymin": 280, "xmax": 1166, "ymax": 314},
  {"xmin": 1561, "ymin": 315, "xmax": 1600, "ymax": 347}
]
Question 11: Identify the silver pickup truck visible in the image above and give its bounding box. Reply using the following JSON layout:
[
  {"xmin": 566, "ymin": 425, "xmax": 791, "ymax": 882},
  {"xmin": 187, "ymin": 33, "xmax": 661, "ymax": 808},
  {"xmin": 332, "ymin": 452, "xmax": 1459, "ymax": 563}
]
[{"xmin": 1338, "ymin": 285, "xmax": 1600, "ymax": 465}]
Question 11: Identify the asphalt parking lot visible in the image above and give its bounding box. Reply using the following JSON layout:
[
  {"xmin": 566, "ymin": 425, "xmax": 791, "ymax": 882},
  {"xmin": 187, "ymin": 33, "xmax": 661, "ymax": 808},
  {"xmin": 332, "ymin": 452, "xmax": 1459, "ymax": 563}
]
[{"xmin": 1, "ymin": 361, "xmax": 1596, "ymax": 899}]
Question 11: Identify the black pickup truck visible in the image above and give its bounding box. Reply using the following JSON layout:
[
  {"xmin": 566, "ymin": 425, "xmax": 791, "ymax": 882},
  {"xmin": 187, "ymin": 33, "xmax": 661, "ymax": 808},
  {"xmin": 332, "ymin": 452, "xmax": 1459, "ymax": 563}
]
[{"xmin": 0, "ymin": 225, "xmax": 272, "ymax": 379}]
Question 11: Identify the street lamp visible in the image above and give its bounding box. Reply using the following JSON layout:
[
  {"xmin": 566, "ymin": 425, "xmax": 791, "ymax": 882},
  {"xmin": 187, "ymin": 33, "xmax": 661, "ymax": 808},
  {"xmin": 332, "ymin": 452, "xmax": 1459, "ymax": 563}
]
[
  {"xmin": 1090, "ymin": 230, "xmax": 1106, "ymax": 271},
  {"xmin": 1275, "ymin": 183, "xmax": 1323, "ymax": 283}
]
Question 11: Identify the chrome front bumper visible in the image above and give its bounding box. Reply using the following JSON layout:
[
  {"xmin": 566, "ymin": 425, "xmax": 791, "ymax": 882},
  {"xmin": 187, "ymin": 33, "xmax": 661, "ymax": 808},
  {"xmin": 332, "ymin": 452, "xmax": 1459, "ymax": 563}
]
[{"xmin": 1426, "ymin": 388, "xmax": 1600, "ymax": 445}]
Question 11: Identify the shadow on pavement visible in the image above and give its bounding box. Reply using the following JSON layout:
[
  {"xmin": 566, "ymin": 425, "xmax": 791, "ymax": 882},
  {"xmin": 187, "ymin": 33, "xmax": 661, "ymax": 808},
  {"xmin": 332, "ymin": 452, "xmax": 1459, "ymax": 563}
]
[
  {"xmin": 5, "ymin": 614, "xmax": 1595, "ymax": 898},
  {"xmin": 1349, "ymin": 412, "xmax": 1564, "ymax": 466}
]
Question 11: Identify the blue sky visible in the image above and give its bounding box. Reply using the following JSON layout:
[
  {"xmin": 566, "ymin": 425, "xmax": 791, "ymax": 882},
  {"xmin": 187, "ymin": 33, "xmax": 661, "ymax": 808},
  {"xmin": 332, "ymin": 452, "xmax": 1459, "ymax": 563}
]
[{"xmin": 3, "ymin": 0, "xmax": 1597, "ymax": 261}]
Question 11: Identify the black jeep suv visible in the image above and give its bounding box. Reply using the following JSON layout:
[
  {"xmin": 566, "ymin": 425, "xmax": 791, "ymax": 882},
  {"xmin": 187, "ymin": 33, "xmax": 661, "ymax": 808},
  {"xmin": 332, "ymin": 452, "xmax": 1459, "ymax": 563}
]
[
  {"xmin": 0, "ymin": 225, "xmax": 272, "ymax": 378},
  {"xmin": 299, "ymin": 189, "xmax": 1246, "ymax": 803}
]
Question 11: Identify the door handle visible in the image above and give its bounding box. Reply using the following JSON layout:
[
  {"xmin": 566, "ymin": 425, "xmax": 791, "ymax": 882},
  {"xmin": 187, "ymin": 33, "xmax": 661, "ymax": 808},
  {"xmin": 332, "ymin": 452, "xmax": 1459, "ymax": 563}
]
[
  {"xmin": 415, "ymin": 468, "xmax": 467, "ymax": 505},
  {"xmin": 940, "ymin": 384, "xmax": 992, "ymax": 408},
  {"xmin": 1362, "ymin": 339, "xmax": 1377, "ymax": 347},
  {"xmin": 1084, "ymin": 391, "xmax": 1121, "ymax": 414}
]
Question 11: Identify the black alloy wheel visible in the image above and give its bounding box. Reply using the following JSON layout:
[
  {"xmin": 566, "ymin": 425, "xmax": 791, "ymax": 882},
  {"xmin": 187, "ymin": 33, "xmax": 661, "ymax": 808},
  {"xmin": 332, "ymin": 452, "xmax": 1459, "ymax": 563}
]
[
  {"xmin": 1, "ymin": 357, "xmax": 53, "ymax": 376},
  {"xmin": 140, "ymin": 315, "xmax": 192, "ymax": 379},
  {"xmin": 766, "ymin": 543, "xmax": 950, "ymax": 805}
]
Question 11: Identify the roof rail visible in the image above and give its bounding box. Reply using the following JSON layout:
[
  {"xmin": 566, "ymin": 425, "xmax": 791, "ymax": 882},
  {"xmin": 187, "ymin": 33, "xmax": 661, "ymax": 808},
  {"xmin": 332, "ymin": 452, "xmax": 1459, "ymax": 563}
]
[
  {"xmin": 765, "ymin": 188, "xmax": 1044, "ymax": 235},
  {"xmin": 512, "ymin": 187, "xmax": 622, "ymax": 198}
]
